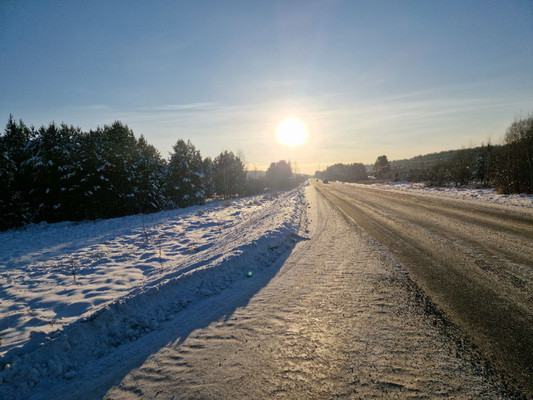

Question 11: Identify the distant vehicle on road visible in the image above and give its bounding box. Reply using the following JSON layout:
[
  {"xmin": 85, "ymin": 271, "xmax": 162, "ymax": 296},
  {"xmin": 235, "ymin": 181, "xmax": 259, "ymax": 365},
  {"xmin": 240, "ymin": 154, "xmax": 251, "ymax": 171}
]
[{"xmin": 322, "ymin": 179, "xmax": 329, "ymax": 184}]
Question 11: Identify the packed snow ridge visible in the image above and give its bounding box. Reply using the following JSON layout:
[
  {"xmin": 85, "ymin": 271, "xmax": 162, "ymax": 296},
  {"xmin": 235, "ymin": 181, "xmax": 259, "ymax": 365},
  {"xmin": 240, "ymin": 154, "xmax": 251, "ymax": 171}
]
[
  {"xmin": 0, "ymin": 187, "xmax": 308, "ymax": 399},
  {"xmin": 366, "ymin": 181, "xmax": 533, "ymax": 208}
]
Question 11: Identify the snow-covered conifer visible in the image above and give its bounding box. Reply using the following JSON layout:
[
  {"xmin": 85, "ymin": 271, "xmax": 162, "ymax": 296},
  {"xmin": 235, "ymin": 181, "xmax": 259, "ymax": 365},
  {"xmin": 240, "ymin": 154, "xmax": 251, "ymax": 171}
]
[
  {"xmin": 25, "ymin": 122, "xmax": 83, "ymax": 222},
  {"xmin": 131, "ymin": 135, "xmax": 167, "ymax": 212},
  {"xmin": 0, "ymin": 116, "xmax": 34, "ymax": 228},
  {"xmin": 213, "ymin": 151, "xmax": 247, "ymax": 199},
  {"xmin": 166, "ymin": 139, "xmax": 205, "ymax": 207}
]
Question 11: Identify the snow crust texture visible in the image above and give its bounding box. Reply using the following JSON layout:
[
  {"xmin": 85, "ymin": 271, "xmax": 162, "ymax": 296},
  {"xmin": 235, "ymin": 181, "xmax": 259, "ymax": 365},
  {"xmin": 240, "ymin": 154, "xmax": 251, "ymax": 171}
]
[{"xmin": 0, "ymin": 188, "xmax": 307, "ymax": 399}]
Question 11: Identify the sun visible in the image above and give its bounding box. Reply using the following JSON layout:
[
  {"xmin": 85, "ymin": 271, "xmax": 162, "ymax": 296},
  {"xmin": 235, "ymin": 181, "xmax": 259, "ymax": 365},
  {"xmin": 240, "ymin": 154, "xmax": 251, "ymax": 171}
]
[{"xmin": 276, "ymin": 117, "xmax": 308, "ymax": 147}]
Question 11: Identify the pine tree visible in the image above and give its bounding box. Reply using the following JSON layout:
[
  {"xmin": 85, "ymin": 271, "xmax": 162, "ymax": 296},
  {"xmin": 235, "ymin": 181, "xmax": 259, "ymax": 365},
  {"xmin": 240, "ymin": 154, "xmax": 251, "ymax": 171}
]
[
  {"xmin": 374, "ymin": 155, "xmax": 391, "ymax": 179},
  {"xmin": 265, "ymin": 160, "xmax": 293, "ymax": 190},
  {"xmin": 166, "ymin": 139, "xmax": 205, "ymax": 207},
  {"xmin": 213, "ymin": 151, "xmax": 246, "ymax": 199},
  {"xmin": 475, "ymin": 141, "xmax": 496, "ymax": 187},
  {"xmin": 0, "ymin": 116, "xmax": 34, "ymax": 228},
  {"xmin": 201, "ymin": 156, "xmax": 215, "ymax": 199},
  {"xmin": 26, "ymin": 122, "xmax": 83, "ymax": 222},
  {"xmin": 132, "ymin": 135, "xmax": 167, "ymax": 213},
  {"xmin": 78, "ymin": 121, "xmax": 138, "ymax": 218}
]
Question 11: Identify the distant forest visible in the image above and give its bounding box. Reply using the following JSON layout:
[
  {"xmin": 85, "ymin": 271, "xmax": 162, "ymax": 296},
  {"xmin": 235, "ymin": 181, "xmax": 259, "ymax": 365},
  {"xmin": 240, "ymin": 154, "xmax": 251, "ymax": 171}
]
[
  {"xmin": 316, "ymin": 113, "xmax": 533, "ymax": 195},
  {"xmin": 0, "ymin": 116, "xmax": 303, "ymax": 230},
  {"xmin": 314, "ymin": 162, "xmax": 368, "ymax": 182}
]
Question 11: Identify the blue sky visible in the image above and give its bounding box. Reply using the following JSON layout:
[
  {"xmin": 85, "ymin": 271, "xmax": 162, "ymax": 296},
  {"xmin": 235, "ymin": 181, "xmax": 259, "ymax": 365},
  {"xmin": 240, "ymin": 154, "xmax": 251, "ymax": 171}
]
[{"xmin": 1, "ymin": 0, "xmax": 532, "ymax": 173}]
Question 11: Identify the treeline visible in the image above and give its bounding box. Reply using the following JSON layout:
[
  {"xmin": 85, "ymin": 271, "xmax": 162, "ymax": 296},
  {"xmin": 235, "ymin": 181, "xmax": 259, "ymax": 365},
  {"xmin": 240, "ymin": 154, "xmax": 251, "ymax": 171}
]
[
  {"xmin": 313, "ymin": 114, "xmax": 532, "ymax": 194},
  {"xmin": 0, "ymin": 117, "xmax": 297, "ymax": 230},
  {"xmin": 390, "ymin": 114, "xmax": 533, "ymax": 193},
  {"xmin": 314, "ymin": 163, "xmax": 368, "ymax": 182},
  {"xmin": 389, "ymin": 149, "xmax": 469, "ymax": 170},
  {"xmin": 314, "ymin": 162, "xmax": 368, "ymax": 182}
]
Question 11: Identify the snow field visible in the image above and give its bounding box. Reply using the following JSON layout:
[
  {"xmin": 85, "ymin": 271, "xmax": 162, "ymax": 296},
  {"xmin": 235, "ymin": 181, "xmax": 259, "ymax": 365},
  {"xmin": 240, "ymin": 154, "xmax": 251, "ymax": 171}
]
[{"xmin": 0, "ymin": 187, "xmax": 308, "ymax": 399}]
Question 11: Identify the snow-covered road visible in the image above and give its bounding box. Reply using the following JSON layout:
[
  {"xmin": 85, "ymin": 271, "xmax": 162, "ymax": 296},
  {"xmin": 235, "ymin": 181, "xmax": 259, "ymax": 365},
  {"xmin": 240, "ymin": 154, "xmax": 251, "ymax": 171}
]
[
  {"xmin": 315, "ymin": 181, "xmax": 533, "ymax": 398},
  {"xmin": 98, "ymin": 186, "xmax": 511, "ymax": 399},
  {"xmin": 1, "ymin": 183, "xmax": 529, "ymax": 399}
]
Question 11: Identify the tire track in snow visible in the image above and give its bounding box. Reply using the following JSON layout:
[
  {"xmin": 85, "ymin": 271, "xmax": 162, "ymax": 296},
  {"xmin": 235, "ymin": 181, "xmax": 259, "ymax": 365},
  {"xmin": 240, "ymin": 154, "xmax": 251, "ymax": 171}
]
[{"xmin": 315, "ymin": 181, "xmax": 533, "ymax": 398}]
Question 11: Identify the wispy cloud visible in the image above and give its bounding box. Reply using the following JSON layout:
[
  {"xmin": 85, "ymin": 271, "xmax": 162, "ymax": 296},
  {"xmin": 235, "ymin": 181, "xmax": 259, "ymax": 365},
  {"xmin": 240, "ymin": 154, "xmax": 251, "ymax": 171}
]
[{"xmin": 144, "ymin": 103, "xmax": 218, "ymax": 112}]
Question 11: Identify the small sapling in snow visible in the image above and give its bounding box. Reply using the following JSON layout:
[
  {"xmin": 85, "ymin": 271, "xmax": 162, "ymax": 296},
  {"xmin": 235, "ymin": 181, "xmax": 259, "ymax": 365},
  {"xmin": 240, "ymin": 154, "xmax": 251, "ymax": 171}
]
[
  {"xmin": 70, "ymin": 257, "xmax": 78, "ymax": 284},
  {"xmin": 157, "ymin": 233, "xmax": 164, "ymax": 272}
]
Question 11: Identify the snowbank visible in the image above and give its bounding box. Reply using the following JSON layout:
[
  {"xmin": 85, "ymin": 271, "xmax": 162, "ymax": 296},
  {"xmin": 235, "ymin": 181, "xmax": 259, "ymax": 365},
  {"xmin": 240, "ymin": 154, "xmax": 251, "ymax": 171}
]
[
  {"xmin": 369, "ymin": 181, "xmax": 533, "ymax": 208},
  {"xmin": 0, "ymin": 187, "xmax": 308, "ymax": 399}
]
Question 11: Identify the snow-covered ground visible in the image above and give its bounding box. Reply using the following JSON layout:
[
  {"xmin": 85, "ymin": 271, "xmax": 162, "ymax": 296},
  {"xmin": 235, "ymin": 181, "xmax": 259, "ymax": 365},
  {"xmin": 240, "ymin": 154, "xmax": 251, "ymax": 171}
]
[
  {"xmin": 370, "ymin": 181, "xmax": 533, "ymax": 208},
  {"xmin": 0, "ymin": 188, "xmax": 308, "ymax": 398}
]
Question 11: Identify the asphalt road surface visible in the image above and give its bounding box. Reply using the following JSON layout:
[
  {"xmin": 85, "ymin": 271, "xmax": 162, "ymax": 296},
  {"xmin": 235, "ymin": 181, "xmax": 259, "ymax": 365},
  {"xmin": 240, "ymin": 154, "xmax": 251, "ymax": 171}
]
[
  {"xmin": 313, "ymin": 181, "xmax": 533, "ymax": 397},
  {"xmin": 100, "ymin": 184, "xmax": 529, "ymax": 399}
]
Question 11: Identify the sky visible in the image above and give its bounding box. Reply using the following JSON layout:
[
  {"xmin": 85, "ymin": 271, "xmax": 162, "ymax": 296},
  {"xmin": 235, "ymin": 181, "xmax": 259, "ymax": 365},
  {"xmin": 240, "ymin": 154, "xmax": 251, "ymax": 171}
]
[{"xmin": 1, "ymin": 0, "xmax": 532, "ymax": 174}]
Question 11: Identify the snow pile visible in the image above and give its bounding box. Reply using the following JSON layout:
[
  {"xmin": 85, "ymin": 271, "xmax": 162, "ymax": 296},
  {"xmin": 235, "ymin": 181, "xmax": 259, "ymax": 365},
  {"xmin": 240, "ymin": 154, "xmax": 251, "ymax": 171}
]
[
  {"xmin": 0, "ymin": 187, "xmax": 308, "ymax": 399},
  {"xmin": 370, "ymin": 182, "xmax": 533, "ymax": 208}
]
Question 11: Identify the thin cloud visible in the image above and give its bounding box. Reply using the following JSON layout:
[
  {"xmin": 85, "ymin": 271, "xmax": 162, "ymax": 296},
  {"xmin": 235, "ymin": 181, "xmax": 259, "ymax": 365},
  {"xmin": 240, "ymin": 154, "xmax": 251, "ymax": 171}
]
[{"xmin": 147, "ymin": 103, "xmax": 218, "ymax": 112}]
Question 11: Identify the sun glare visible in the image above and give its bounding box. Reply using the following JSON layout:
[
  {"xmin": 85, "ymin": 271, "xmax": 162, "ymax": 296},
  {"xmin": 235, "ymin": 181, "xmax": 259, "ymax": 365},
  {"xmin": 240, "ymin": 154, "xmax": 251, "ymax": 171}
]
[{"xmin": 276, "ymin": 117, "xmax": 308, "ymax": 147}]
